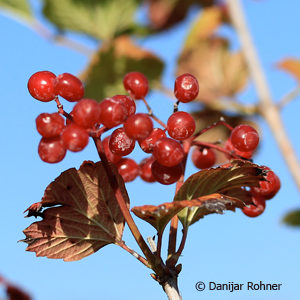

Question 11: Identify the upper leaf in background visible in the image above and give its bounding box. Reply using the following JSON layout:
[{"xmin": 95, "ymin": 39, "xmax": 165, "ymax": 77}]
[
  {"xmin": 283, "ymin": 209, "xmax": 300, "ymax": 227},
  {"xmin": 22, "ymin": 161, "xmax": 129, "ymax": 261},
  {"xmin": 43, "ymin": 0, "xmax": 142, "ymax": 40},
  {"xmin": 277, "ymin": 58, "xmax": 300, "ymax": 81},
  {"xmin": 174, "ymin": 160, "xmax": 265, "ymax": 227},
  {"xmin": 146, "ymin": 0, "xmax": 215, "ymax": 31},
  {"xmin": 0, "ymin": 0, "xmax": 32, "ymax": 21},
  {"xmin": 81, "ymin": 36, "xmax": 164, "ymax": 100}
]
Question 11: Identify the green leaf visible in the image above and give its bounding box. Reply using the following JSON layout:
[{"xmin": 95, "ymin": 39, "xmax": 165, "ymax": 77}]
[
  {"xmin": 42, "ymin": 0, "xmax": 141, "ymax": 40},
  {"xmin": 0, "ymin": 0, "xmax": 32, "ymax": 21},
  {"xmin": 81, "ymin": 36, "xmax": 164, "ymax": 100},
  {"xmin": 283, "ymin": 209, "xmax": 300, "ymax": 227},
  {"xmin": 174, "ymin": 160, "xmax": 266, "ymax": 227},
  {"xmin": 131, "ymin": 194, "xmax": 243, "ymax": 233}
]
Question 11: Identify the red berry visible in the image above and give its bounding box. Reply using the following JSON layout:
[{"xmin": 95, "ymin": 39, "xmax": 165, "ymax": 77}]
[
  {"xmin": 109, "ymin": 128, "xmax": 135, "ymax": 156},
  {"xmin": 36, "ymin": 113, "xmax": 65, "ymax": 138},
  {"xmin": 138, "ymin": 128, "xmax": 166, "ymax": 153},
  {"xmin": 251, "ymin": 166, "xmax": 281, "ymax": 200},
  {"xmin": 111, "ymin": 95, "xmax": 136, "ymax": 117},
  {"xmin": 72, "ymin": 98, "xmax": 100, "ymax": 128},
  {"xmin": 102, "ymin": 136, "xmax": 122, "ymax": 164},
  {"xmin": 174, "ymin": 73, "xmax": 199, "ymax": 103},
  {"xmin": 38, "ymin": 136, "xmax": 66, "ymax": 163},
  {"xmin": 167, "ymin": 111, "xmax": 195, "ymax": 140},
  {"xmin": 230, "ymin": 124, "xmax": 259, "ymax": 152},
  {"xmin": 28, "ymin": 71, "xmax": 56, "ymax": 102},
  {"xmin": 123, "ymin": 72, "xmax": 149, "ymax": 99},
  {"xmin": 242, "ymin": 196, "xmax": 266, "ymax": 217},
  {"xmin": 139, "ymin": 157, "xmax": 156, "ymax": 183},
  {"xmin": 191, "ymin": 147, "xmax": 216, "ymax": 169},
  {"xmin": 151, "ymin": 160, "xmax": 183, "ymax": 185},
  {"xmin": 62, "ymin": 124, "xmax": 89, "ymax": 152},
  {"xmin": 54, "ymin": 73, "xmax": 84, "ymax": 102},
  {"xmin": 116, "ymin": 158, "xmax": 139, "ymax": 182},
  {"xmin": 224, "ymin": 139, "xmax": 253, "ymax": 159},
  {"xmin": 124, "ymin": 113, "xmax": 153, "ymax": 140},
  {"xmin": 98, "ymin": 98, "xmax": 128, "ymax": 128},
  {"xmin": 152, "ymin": 137, "xmax": 185, "ymax": 167}
]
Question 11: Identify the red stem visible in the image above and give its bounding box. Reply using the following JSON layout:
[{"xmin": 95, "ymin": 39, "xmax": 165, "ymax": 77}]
[
  {"xmin": 55, "ymin": 97, "xmax": 72, "ymax": 120},
  {"xmin": 193, "ymin": 119, "xmax": 233, "ymax": 139},
  {"xmin": 142, "ymin": 97, "xmax": 167, "ymax": 129}
]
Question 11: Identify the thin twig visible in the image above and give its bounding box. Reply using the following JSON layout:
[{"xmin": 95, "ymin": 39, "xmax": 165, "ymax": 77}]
[
  {"xmin": 142, "ymin": 97, "xmax": 167, "ymax": 128},
  {"xmin": 277, "ymin": 84, "xmax": 300, "ymax": 110},
  {"xmin": 226, "ymin": 0, "xmax": 300, "ymax": 192}
]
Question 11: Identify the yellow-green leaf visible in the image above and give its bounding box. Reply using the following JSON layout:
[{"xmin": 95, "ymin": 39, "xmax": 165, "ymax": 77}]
[{"xmin": 0, "ymin": 0, "xmax": 32, "ymax": 21}]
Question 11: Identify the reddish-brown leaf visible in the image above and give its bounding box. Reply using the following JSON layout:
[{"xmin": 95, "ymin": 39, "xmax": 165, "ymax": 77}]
[
  {"xmin": 132, "ymin": 193, "xmax": 243, "ymax": 232},
  {"xmin": 0, "ymin": 275, "xmax": 31, "ymax": 300},
  {"xmin": 175, "ymin": 160, "xmax": 266, "ymax": 226},
  {"xmin": 22, "ymin": 161, "xmax": 129, "ymax": 261},
  {"xmin": 277, "ymin": 58, "xmax": 300, "ymax": 81}
]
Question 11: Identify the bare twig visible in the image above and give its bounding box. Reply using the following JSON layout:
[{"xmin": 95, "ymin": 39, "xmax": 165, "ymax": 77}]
[
  {"xmin": 277, "ymin": 84, "xmax": 300, "ymax": 110},
  {"xmin": 226, "ymin": 0, "xmax": 300, "ymax": 192}
]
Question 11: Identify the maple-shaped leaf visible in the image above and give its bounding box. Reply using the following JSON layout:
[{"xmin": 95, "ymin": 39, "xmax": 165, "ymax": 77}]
[
  {"xmin": 22, "ymin": 161, "xmax": 129, "ymax": 261},
  {"xmin": 277, "ymin": 58, "xmax": 300, "ymax": 81},
  {"xmin": 131, "ymin": 193, "xmax": 242, "ymax": 232},
  {"xmin": 174, "ymin": 160, "xmax": 266, "ymax": 227}
]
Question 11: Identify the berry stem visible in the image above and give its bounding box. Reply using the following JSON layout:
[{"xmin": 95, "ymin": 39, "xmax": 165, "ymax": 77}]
[
  {"xmin": 156, "ymin": 232, "xmax": 163, "ymax": 258},
  {"xmin": 55, "ymin": 97, "xmax": 73, "ymax": 120},
  {"xmin": 92, "ymin": 137, "xmax": 164, "ymax": 275},
  {"xmin": 142, "ymin": 97, "xmax": 167, "ymax": 129},
  {"xmin": 193, "ymin": 118, "xmax": 233, "ymax": 139}
]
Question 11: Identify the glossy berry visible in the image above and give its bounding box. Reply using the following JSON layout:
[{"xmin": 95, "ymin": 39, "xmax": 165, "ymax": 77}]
[
  {"xmin": 167, "ymin": 111, "xmax": 195, "ymax": 140},
  {"xmin": 38, "ymin": 136, "xmax": 66, "ymax": 163},
  {"xmin": 151, "ymin": 160, "xmax": 183, "ymax": 185},
  {"xmin": 62, "ymin": 124, "xmax": 89, "ymax": 152},
  {"xmin": 111, "ymin": 95, "xmax": 136, "ymax": 117},
  {"xmin": 139, "ymin": 156, "xmax": 156, "ymax": 183},
  {"xmin": 72, "ymin": 98, "xmax": 100, "ymax": 128},
  {"xmin": 174, "ymin": 73, "xmax": 199, "ymax": 103},
  {"xmin": 242, "ymin": 196, "xmax": 266, "ymax": 218},
  {"xmin": 191, "ymin": 147, "xmax": 216, "ymax": 169},
  {"xmin": 102, "ymin": 136, "xmax": 122, "ymax": 164},
  {"xmin": 98, "ymin": 98, "xmax": 128, "ymax": 128},
  {"xmin": 36, "ymin": 112, "xmax": 65, "ymax": 138},
  {"xmin": 116, "ymin": 158, "xmax": 139, "ymax": 182},
  {"xmin": 251, "ymin": 166, "xmax": 281, "ymax": 200},
  {"xmin": 28, "ymin": 71, "xmax": 56, "ymax": 102},
  {"xmin": 109, "ymin": 128, "xmax": 135, "ymax": 156},
  {"xmin": 54, "ymin": 73, "xmax": 84, "ymax": 102},
  {"xmin": 224, "ymin": 139, "xmax": 253, "ymax": 159},
  {"xmin": 138, "ymin": 128, "xmax": 166, "ymax": 153},
  {"xmin": 124, "ymin": 113, "xmax": 153, "ymax": 140},
  {"xmin": 123, "ymin": 72, "xmax": 149, "ymax": 99},
  {"xmin": 230, "ymin": 124, "xmax": 259, "ymax": 152},
  {"xmin": 152, "ymin": 137, "xmax": 185, "ymax": 167}
]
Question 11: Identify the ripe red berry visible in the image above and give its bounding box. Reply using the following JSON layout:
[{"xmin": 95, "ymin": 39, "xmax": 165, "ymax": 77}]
[
  {"xmin": 139, "ymin": 156, "xmax": 156, "ymax": 183},
  {"xmin": 242, "ymin": 196, "xmax": 266, "ymax": 217},
  {"xmin": 102, "ymin": 136, "xmax": 122, "ymax": 164},
  {"xmin": 54, "ymin": 73, "xmax": 84, "ymax": 102},
  {"xmin": 28, "ymin": 71, "xmax": 56, "ymax": 102},
  {"xmin": 116, "ymin": 158, "xmax": 139, "ymax": 182},
  {"xmin": 36, "ymin": 112, "xmax": 65, "ymax": 138},
  {"xmin": 230, "ymin": 124, "xmax": 259, "ymax": 152},
  {"xmin": 98, "ymin": 98, "xmax": 128, "ymax": 128},
  {"xmin": 111, "ymin": 95, "xmax": 136, "ymax": 117},
  {"xmin": 72, "ymin": 98, "xmax": 100, "ymax": 128},
  {"xmin": 151, "ymin": 160, "xmax": 183, "ymax": 185},
  {"xmin": 124, "ymin": 113, "xmax": 153, "ymax": 140},
  {"xmin": 191, "ymin": 147, "xmax": 216, "ymax": 169},
  {"xmin": 174, "ymin": 73, "xmax": 199, "ymax": 103},
  {"xmin": 224, "ymin": 139, "xmax": 253, "ymax": 159},
  {"xmin": 109, "ymin": 128, "xmax": 135, "ymax": 156},
  {"xmin": 167, "ymin": 111, "xmax": 195, "ymax": 140},
  {"xmin": 62, "ymin": 124, "xmax": 89, "ymax": 152},
  {"xmin": 123, "ymin": 72, "xmax": 149, "ymax": 99},
  {"xmin": 38, "ymin": 136, "xmax": 66, "ymax": 163},
  {"xmin": 152, "ymin": 137, "xmax": 185, "ymax": 167},
  {"xmin": 138, "ymin": 128, "xmax": 166, "ymax": 153},
  {"xmin": 251, "ymin": 166, "xmax": 281, "ymax": 200}
]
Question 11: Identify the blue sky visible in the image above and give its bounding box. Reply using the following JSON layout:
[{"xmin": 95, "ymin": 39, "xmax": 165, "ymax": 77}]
[{"xmin": 1, "ymin": 0, "xmax": 300, "ymax": 299}]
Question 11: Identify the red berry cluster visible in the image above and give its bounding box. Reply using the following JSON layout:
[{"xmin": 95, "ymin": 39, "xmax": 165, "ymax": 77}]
[{"xmin": 28, "ymin": 71, "xmax": 280, "ymax": 217}]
